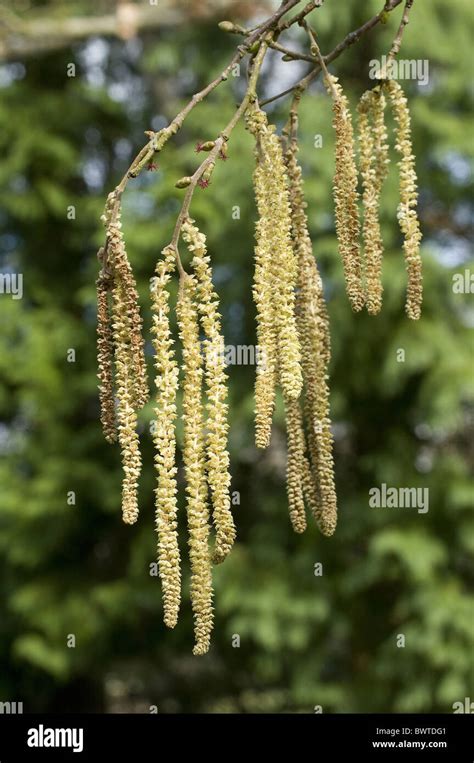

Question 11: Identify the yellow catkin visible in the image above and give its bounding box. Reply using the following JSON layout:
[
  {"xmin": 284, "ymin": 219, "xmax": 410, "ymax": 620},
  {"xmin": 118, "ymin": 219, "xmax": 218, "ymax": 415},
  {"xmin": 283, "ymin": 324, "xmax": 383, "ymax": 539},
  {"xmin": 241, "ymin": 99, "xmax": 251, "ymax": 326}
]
[
  {"xmin": 284, "ymin": 396, "xmax": 308, "ymax": 534},
  {"xmin": 96, "ymin": 273, "xmax": 117, "ymax": 443},
  {"xmin": 107, "ymin": 218, "xmax": 149, "ymax": 409},
  {"xmin": 181, "ymin": 218, "xmax": 235, "ymax": 566},
  {"xmin": 358, "ymin": 88, "xmax": 389, "ymax": 314},
  {"xmin": 385, "ymin": 78, "xmax": 423, "ymax": 320},
  {"xmin": 372, "ymin": 88, "xmax": 390, "ymax": 191},
  {"xmin": 328, "ymin": 75, "xmax": 365, "ymax": 312},
  {"xmin": 299, "ymin": 252, "xmax": 337, "ymax": 536},
  {"xmin": 247, "ymin": 107, "xmax": 303, "ymax": 406},
  {"xmin": 286, "ymin": 142, "xmax": 337, "ymax": 537},
  {"xmin": 252, "ymin": 155, "xmax": 278, "ymax": 447},
  {"xmin": 151, "ymin": 246, "xmax": 181, "ymax": 628},
  {"xmin": 111, "ymin": 276, "xmax": 142, "ymax": 525},
  {"xmin": 177, "ymin": 275, "xmax": 214, "ymax": 655}
]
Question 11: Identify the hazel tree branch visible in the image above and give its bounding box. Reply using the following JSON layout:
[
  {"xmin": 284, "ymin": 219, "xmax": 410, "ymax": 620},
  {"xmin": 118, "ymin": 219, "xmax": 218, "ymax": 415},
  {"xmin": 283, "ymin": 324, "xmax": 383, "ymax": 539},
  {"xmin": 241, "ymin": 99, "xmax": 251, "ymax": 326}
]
[
  {"xmin": 169, "ymin": 39, "xmax": 270, "ymax": 273},
  {"xmin": 260, "ymin": 0, "xmax": 404, "ymax": 106},
  {"xmin": 387, "ymin": 0, "xmax": 415, "ymax": 63},
  {"xmin": 100, "ymin": 0, "xmax": 412, "ymax": 276}
]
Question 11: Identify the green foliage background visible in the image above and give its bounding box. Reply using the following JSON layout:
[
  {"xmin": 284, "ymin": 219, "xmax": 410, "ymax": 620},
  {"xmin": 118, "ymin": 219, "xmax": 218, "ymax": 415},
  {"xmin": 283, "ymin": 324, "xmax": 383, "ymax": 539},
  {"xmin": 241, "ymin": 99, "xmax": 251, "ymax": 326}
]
[{"xmin": 0, "ymin": 0, "xmax": 472, "ymax": 712}]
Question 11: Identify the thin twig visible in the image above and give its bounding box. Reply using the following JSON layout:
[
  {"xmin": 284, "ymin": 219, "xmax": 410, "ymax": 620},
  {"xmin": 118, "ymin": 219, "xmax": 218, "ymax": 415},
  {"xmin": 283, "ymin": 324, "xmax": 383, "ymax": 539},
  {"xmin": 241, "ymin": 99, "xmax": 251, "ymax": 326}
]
[
  {"xmin": 100, "ymin": 0, "xmax": 302, "ymax": 271},
  {"xmin": 168, "ymin": 40, "xmax": 270, "ymax": 274},
  {"xmin": 387, "ymin": 0, "xmax": 415, "ymax": 64},
  {"xmin": 260, "ymin": 0, "xmax": 403, "ymax": 106},
  {"xmin": 278, "ymin": 0, "xmax": 322, "ymax": 31},
  {"xmin": 303, "ymin": 21, "xmax": 338, "ymax": 97}
]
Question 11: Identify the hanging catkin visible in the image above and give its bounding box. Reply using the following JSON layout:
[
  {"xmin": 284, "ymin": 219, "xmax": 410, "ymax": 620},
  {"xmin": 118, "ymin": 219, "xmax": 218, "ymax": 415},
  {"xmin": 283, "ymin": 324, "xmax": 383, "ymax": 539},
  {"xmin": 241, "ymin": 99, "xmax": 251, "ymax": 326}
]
[
  {"xmin": 151, "ymin": 246, "xmax": 181, "ymax": 628},
  {"xmin": 284, "ymin": 396, "xmax": 308, "ymax": 534},
  {"xmin": 107, "ymin": 217, "xmax": 149, "ymax": 409},
  {"xmin": 177, "ymin": 275, "xmax": 213, "ymax": 655},
  {"xmin": 181, "ymin": 218, "xmax": 235, "ymax": 566},
  {"xmin": 251, "ymin": 137, "xmax": 278, "ymax": 448},
  {"xmin": 110, "ymin": 274, "xmax": 142, "ymax": 525},
  {"xmin": 285, "ymin": 141, "xmax": 338, "ymax": 537},
  {"xmin": 326, "ymin": 74, "xmax": 365, "ymax": 312},
  {"xmin": 96, "ymin": 270, "xmax": 117, "ymax": 443},
  {"xmin": 247, "ymin": 105, "xmax": 303, "ymax": 420},
  {"xmin": 385, "ymin": 78, "xmax": 423, "ymax": 320},
  {"xmin": 358, "ymin": 88, "xmax": 389, "ymax": 314}
]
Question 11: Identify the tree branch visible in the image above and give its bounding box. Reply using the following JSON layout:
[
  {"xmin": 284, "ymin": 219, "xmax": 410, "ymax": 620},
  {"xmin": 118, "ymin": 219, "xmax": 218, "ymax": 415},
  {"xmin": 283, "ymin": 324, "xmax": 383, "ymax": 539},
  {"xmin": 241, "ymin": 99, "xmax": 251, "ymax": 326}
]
[{"xmin": 260, "ymin": 0, "xmax": 404, "ymax": 106}]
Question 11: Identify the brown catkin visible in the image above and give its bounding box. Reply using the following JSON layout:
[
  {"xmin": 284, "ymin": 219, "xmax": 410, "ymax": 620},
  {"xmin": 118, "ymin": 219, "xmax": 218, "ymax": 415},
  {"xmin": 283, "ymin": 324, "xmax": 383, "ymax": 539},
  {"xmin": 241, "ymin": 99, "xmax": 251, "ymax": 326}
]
[
  {"xmin": 96, "ymin": 272, "xmax": 117, "ymax": 443},
  {"xmin": 151, "ymin": 246, "xmax": 181, "ymax": 628},
  {"xmin": 107, "ymin": 218, "xmax": 149, "ymax": 409},
  {"xmin": 181, "ymin": 218, "xmax": 235, "ymax": 566},
  {"xmin": 385, "ymin": 78, "xmax": 423, "ymax": 320},
  {"xmin": 111, "ymin": 276, "xmax": 142, "ymax": 525},
  {"xmin": 358, "ymin": 88, "xmax": 389, "ymax": 315},
  {"xmin": 177, "ymin": 275, "xmax": 213, "ymax": 655},
  {"xmin": 246, "ymin": 106, "xmax": 303, "ymax": 406},
  {"xmin": 285, "ymin": 141, "xmax": 337, "ymax": 537},
  {"xmin": 327, "ymin": 75, "xmax": 365, "ymax": 312}
]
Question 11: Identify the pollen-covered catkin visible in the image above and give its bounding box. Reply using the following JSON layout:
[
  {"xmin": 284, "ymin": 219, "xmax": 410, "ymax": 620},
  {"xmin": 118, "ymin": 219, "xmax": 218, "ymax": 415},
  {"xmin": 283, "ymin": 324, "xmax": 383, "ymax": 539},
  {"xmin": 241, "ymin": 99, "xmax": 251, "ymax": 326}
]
[
  {"xmin": 107, "ymin": 218, "xmax": 149, "ymax": 409},
  {"xmin": 358, "ymin": 88, "xmax": 389, "ymax": 314},
  {"xmin": 327, "ymin": 75, "xmax": 365, "ymax": 312},
  {"xmin": 284, "ymin": 396, "xmax": 308, "ymax": 534},
  {"xmin": 246, "ymin": 108, "xmax": 303, "ymax": 402},
  {"xmin": 177, "ymin": 275, "xmax": 213, "ymax": 655},
  {"xmin": 385, "ymin": 78, "xmax": 423, "ymax": 320},
  {"xmin": 181, "ymin": 218, "xmax": 235, "ymax": 566},
  {"xmin": 151, "ymin": 246, "xmax": 181, "ymax": 628},
  {"xmin": 285, "ymin": 142, "xmax": 337, "ymax": 536},
  {"xmin": 299, "ymin": 251, "xmax": 337, "ymax": 536},
  {"xmin": 96, "ymin": 272, "xmax": 117, "ymax": 443},
  {"xmin": 252, "ymin": 155, "xmax": 278, "ymax": 447},
  {"xmin": 111, "ymin": 277, "xmax": 142, "ymax": 525}
]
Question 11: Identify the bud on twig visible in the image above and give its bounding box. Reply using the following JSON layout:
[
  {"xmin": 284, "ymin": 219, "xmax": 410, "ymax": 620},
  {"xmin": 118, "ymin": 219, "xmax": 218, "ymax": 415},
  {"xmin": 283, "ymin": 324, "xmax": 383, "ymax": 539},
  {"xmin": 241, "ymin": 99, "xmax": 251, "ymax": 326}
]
[
  {"xmin": 218, "ymin": 21, "xmax": 245, "ymax": 34},
  {"xmin": 176, "ymin": 176, "xmax": 192, "ymax": 189}
]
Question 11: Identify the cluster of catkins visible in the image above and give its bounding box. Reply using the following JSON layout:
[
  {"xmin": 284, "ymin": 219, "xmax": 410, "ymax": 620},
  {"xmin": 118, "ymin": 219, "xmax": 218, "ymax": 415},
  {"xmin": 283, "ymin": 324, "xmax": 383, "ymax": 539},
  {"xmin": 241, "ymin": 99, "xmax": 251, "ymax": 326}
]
[
  {"xmin": 327, "ymin": 74, "xmax": 423, "ymax": 319},
  {"xmin": 96, "ymin": 73, "xmax": 423, "ymax": 654},
  {"xmin": 246, "ymin": 104, "xmax": 337, "ymax": 537},
  {"xmin": 97, "ymin": 196, "xmax": 149, "ymax": 525},
  {"xmin": 97, "ymin": 193, "xmax": 235, "ymax": 655},
  {"xmin": 150, "ymin": 221, "xmax": 235, "ymax": 654}
]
